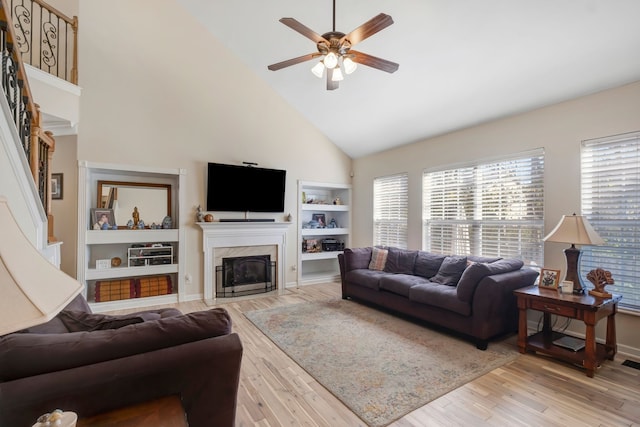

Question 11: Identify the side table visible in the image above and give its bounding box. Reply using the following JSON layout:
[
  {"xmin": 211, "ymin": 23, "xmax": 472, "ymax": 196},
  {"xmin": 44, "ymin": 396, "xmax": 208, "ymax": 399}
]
[{"xmin": 514, "ymin": 285, "xmax": 621, "ymax": 377}]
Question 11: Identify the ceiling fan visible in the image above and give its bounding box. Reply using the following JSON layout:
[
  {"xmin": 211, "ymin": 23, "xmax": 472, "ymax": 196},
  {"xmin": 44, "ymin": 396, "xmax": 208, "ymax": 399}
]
[{"xmin": 267, "ymin": 0, "xmax": 399, "ymax": 90}]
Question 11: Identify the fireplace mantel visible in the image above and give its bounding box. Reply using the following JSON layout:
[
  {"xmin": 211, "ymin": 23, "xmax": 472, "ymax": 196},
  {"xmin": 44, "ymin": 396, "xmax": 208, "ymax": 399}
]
[{"xmin": 198, "ymin": 222, "xmax": 290, "ymax": 300}]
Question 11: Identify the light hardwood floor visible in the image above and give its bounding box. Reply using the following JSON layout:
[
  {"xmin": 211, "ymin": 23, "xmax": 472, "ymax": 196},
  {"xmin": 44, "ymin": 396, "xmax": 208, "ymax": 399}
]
[{"xmin": 110, "ymin": 282, "xmax": 640, "ymax": 426}]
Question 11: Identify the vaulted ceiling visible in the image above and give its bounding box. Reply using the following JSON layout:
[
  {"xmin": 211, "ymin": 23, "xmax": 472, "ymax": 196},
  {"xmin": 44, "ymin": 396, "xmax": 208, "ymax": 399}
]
[{"xmin": 177, "ymin": 0, "xmax": 640, "ymax": 158}]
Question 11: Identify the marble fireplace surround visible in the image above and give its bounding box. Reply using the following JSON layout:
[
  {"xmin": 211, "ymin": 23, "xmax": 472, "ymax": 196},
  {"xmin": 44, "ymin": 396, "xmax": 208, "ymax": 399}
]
[{"xmin": 198, "ymin": 222, "xmax": 288, "ymax": 300}]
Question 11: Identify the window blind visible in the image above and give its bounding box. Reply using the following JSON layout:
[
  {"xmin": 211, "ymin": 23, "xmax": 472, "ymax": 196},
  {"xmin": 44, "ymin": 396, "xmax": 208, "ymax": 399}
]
[
  {"xmin": 423, "ymin": 150, "xmax": 544, "ymax": 266},
  {"xmin": 581, "ymin": 132, "xmax": 640, "ymax": 311},
  {"xmin": 374, "ymin": 173, "xmax": 408, "ymax": 248}
]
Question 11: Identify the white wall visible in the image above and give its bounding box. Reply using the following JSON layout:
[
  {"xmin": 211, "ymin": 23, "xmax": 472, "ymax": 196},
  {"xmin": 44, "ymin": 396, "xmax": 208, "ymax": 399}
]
[
  {"xmin": 75, "ymin": 0, "xmax": 352, "ymax": 295},
  {"xmin": 352, "ymin": 80, "xmax": 640, "ymax": 355},
  {"xmin": 50, "ymin": 135, "xmax": 78, "ymax": 277}
]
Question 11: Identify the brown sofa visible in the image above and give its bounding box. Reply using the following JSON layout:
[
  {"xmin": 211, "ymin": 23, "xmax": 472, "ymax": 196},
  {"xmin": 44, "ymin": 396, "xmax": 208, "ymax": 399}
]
[
  {"xmin": 0, "ymin": 295, "xmax": 243, "ymax": 427},
  {"xmin": 339, "ymin": 247, "xmax": 539, "ymax": 349}
]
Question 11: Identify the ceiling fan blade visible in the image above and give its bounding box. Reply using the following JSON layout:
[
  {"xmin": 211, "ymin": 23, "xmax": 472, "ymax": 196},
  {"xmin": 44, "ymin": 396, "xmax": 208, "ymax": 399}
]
[
  {"xmin": 350, "ymin": 50, "xmax": 399, "ymax": 73},
  {"xmin": 268, "ymin": 53, "xmax": 320, "ymax": 71},
  {"xmin": 279, "ymin": 18, "xmax": 326, "ymax": 43},
  {"xmin": 341, "ymin": 13, "xmax": 394, "ymax": 46},
  {"xmin": 326, "ymin": 68, "xmax": 339, "ymax": 90}
]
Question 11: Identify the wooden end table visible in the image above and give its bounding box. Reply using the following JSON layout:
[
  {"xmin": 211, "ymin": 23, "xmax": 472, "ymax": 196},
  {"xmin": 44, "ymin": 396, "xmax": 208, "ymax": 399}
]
[
  {"xmin": 514, "ymin": 285, "xmax": 621, "ymax": 378},
  {"xmin": 76, "ymin": 395, "xmax": 187, "ymax": 427}
]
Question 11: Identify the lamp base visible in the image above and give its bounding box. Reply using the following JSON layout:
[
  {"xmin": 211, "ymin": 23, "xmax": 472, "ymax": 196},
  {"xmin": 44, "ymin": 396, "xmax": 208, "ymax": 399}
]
[{"xmin": 563, "ymin": 245, "xmax": 584, "ymax": 294}]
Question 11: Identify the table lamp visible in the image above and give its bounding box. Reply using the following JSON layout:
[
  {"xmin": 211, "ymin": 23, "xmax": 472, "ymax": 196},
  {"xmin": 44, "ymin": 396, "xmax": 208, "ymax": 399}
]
[
  {"xmin": 543, "ymin": 213, "xmax": 604, "ymax": 294},
  {"xmin": 0, "ymin": 196, "xmax": 83, "ymax": 336}
]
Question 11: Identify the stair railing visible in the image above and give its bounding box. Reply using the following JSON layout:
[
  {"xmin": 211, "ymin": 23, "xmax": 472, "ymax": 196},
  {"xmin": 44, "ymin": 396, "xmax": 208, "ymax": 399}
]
[
  {"xmin": 7, "ymin": 0, "xmax": 77, "ymax": 83},
  {"xmin": 0, "ymin": 0, "xmax": 57, "ymax": 241}
]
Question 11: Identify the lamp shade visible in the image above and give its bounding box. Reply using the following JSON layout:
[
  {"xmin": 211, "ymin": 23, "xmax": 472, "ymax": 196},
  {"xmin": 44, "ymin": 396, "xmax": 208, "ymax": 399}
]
[
  {"xmin": 0, "ymin": 196, "xmax": 82, "ymax": 335},
  {"xmin": 543, "ymin": 213, "xmax": 604, "ymax": 245}
]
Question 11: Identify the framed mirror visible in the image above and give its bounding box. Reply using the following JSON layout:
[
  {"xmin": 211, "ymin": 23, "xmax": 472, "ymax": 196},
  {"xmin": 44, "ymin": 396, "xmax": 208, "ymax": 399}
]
[{"xmin": 97, "ymin": 180, "xmax": 172, "ymax": 228}]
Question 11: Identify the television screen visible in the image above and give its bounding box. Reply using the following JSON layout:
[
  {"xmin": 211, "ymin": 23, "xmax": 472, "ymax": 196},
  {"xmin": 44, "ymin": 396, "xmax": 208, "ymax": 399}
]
[{"xmin": 206, "ymin": 163, "xmax": 286, "ymax": 212}]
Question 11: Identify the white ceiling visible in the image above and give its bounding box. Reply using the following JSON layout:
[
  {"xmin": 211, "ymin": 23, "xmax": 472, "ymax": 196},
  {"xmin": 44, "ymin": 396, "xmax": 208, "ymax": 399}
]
[{"xmin": 177, "ymin": 0, "xmax": 640, "ymax": 159}]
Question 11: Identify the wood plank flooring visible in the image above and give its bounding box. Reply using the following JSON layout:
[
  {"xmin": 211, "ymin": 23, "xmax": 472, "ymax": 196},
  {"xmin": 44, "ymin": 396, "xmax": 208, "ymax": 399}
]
[{"xmin": 108, "ymin": 282, "xmax": 640, "ymax": 426}]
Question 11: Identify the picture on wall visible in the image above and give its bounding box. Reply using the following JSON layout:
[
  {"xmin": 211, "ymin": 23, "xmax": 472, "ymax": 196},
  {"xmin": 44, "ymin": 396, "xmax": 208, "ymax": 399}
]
[{"xmin": 51, "ymin": 173, "xmax": 63, "ymax": 200}]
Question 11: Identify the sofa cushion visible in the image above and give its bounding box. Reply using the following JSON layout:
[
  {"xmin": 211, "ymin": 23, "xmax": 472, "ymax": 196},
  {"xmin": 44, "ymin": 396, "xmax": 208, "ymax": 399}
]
[
  {"xmin": 430, "ymin": 256, "xmax": 468, "ymax": 286},
  {"xmin": 383, "ymin": 247, "xmax": 418, "ymax": 274},
  {"xmin": 413, "ymin": 251, "xmax": 446, "ymax": 279},
  {"xmin": 409, "ymin": 282, "xmax": 471, "ymax": 316},
  {"xmin": 456, "ymin": 258, "xmax": 525, "ymax": 302},
  {"xmin": 0, "ymin": 308, "xmax": 232, "ymax": 382},
  {"xmin": 345, "ymin": 269, "xmax": 386, "ymax": 290},
  {"xmin": 58, "ymin": 310, "xmax": 162, "ymax": 332},
  {"xmin": 343, "ymin": 247, "xmax": 372, "ymax": 271},
  {"xmin": 379, "ymin": 274, "xmax": 429, "ymax": 297},
  {"xmin": 368, "ymin": 247, "xmax": 389, "ymax": 271}
]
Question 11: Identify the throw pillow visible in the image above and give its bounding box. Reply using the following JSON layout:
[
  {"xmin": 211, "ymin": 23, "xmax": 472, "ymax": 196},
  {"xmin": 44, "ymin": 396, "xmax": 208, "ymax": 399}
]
[
  {"xmin": 414, "ymin": 251, "xmax": 446, "ymax": 278},
  {"xmin": 430, "ymin": 255, "xmax": 468, "ymax": 286},
  {"xmin": 59, "ymin": 310, "xmax": 161, "ymax": 332},
  {"xmin": 384, "ymin": 247, "xmax": 418, "ymax": 274},
  {"xmin": 368, "ymin": 247, "xmax": 389, "ymax": 271}
]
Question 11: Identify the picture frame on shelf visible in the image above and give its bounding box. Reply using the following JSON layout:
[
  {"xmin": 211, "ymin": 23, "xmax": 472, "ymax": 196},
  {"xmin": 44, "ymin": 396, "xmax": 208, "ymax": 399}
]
[
  {"xmin": 51, "ymin": 173, "xmax": 63, "ymax": 200},
  {"xmin": 90, "ymin": 208, "xmax": 115, "ymax": 230},
  {"xmin": 312, "ymin": 213, "xmax": 326, "ymax": 227},
  {"xmin": 304, "ymin": 238, "xmax": 320, "ymax": 253},
  {"xmin": 538, "ymin": 268, "xmax": 560, "ymax": 289}
]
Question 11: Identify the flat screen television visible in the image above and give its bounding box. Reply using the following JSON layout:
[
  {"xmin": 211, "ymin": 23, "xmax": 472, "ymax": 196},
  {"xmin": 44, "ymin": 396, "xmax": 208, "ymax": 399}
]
[{"xmin": 206, "ymin": 163, "xmax": 286, "ymax": 212}]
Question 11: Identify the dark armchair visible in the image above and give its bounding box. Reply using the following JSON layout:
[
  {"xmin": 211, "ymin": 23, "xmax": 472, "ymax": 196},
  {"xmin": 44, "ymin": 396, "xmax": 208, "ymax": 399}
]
[{"xmin": 0, "ymin": 295, "xmax": 243, "ymax": 427}]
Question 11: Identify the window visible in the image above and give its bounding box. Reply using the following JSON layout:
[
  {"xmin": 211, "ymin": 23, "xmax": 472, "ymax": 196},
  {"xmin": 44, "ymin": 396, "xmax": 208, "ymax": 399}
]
[
  {"xmin": 423, "ymin": 150, "xmax": 544, "ymax": 266},
  {"xmin": 374, "ymin": 173, "xmax": 408, "ymax": 248},
  {"xmin": 581, "ymin": 132, "xmax": 640, "ymax": 311}
]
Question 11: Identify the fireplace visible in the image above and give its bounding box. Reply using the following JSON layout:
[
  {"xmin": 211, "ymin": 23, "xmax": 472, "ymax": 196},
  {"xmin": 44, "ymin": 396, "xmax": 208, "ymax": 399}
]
[
  {"xmin": 198, "ymin": 221, "xmax": 288, "ymax": 301},
  {"xmin": 216, "ymin": 255, "xmax": 276, "ymax": 297}
]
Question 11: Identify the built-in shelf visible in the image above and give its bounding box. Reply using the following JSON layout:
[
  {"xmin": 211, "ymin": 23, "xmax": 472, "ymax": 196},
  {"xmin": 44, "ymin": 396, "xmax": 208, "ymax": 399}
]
[
  {"xmin": 77, "ymin": 161, "xmax": 186, "ymax": 312},
  {"xmin": 297, "ymin": 180, "xmax": 351, "ymax": 286}
]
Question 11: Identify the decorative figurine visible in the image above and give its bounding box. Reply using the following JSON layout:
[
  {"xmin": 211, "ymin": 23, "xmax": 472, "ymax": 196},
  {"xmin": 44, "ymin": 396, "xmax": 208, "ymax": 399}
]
[
  {"xmin": 132, "ymin": 207, "xmax": 140, "ymax": 227},
  {"xmin": 587, "ymin": 268, "xmax": 614, "ymax": 298},
  {"xmin": 101, "ymin": 222, "xmax": 109, "ymax": 230},
  {"xmin": 126, "ymin": 219, "xmax": 134, "ymax": 229},
  {"xmin": 286, "ymin": 213, "xmax": 292, "ymax": 222},
  {"xmin": 328, "ymin": 218, "xmax": 338, "ymax": 228},
  {"xmin": 333, "ymin": 197, "xmax": 341, "ymax": 205},
  {"xmin": 162, "ymin": 215, "xmax": 173, "ymax": 229},
  {"xmin": 196, "ymin": 205, "xmax": 204, "ymax": 222},
  {"xmin": 137, "ymin": 220, "xmax": 145, "ymax": 229}
]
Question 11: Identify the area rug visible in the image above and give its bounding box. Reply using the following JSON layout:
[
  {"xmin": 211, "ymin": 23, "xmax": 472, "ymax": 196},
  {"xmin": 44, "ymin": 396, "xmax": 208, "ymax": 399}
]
[{"xmin": 245, "ymin": 298, "xmax": 519, "ymax": 427}]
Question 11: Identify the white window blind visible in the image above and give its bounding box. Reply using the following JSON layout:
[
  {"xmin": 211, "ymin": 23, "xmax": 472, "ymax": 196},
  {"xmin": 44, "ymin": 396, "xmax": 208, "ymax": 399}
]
[
  {"xmin": 374, "ymin": 173, "xmax": 408, "ymax": 248},
  {"xmin": 423, "ymin": 150, "xmax": 544, "ymax": 266},
  {"xmin": 581, "ymin": 132, "xmax": 640, "ymax": 311}
]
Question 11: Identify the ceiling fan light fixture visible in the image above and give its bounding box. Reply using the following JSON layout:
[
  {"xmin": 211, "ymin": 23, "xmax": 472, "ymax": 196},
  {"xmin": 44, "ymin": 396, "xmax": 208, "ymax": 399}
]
[
  {"xmin": 324, "ymin": 51, "xmax": 338, "ymax": 69},
  {"xmin": 332, "ymin": 66, "xmax": 344, "ymax": 82},
  {"xmin": 343, "ymin": 57, "xmax": 357, "ymax": 74},
  {"xmin": 311, "ymin": 61, "xmax": 325, "ymax": 78}
]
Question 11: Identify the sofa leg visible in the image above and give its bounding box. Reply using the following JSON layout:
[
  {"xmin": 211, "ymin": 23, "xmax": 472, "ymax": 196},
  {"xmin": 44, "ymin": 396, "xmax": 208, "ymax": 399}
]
[{"xmin": 476, "ymin": 340, "xmax": 488, "ymax": 350}]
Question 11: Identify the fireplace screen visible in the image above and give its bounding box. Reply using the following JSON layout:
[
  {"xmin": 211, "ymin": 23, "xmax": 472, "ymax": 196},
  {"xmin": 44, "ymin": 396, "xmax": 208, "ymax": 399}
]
[{"xmin": 216, "ymin": 255, "xmax": 276, "ymax": 297}]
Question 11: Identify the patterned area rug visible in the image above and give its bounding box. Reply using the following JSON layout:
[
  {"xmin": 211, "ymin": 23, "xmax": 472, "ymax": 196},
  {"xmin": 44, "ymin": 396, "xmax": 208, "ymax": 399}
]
[{"xmin": 245, "ymin": 298, "xmax": 519, "ymax": 427}]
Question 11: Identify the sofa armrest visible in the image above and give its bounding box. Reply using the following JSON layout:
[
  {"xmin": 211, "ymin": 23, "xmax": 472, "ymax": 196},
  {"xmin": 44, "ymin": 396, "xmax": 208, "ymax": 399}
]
[
  {"xmin": 0, "ymin": 333, "xmax": 243, "ymax": 427},
  {"xmin": 471, "ymin": 268, "xmax": 539, "ymax": 338}
]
